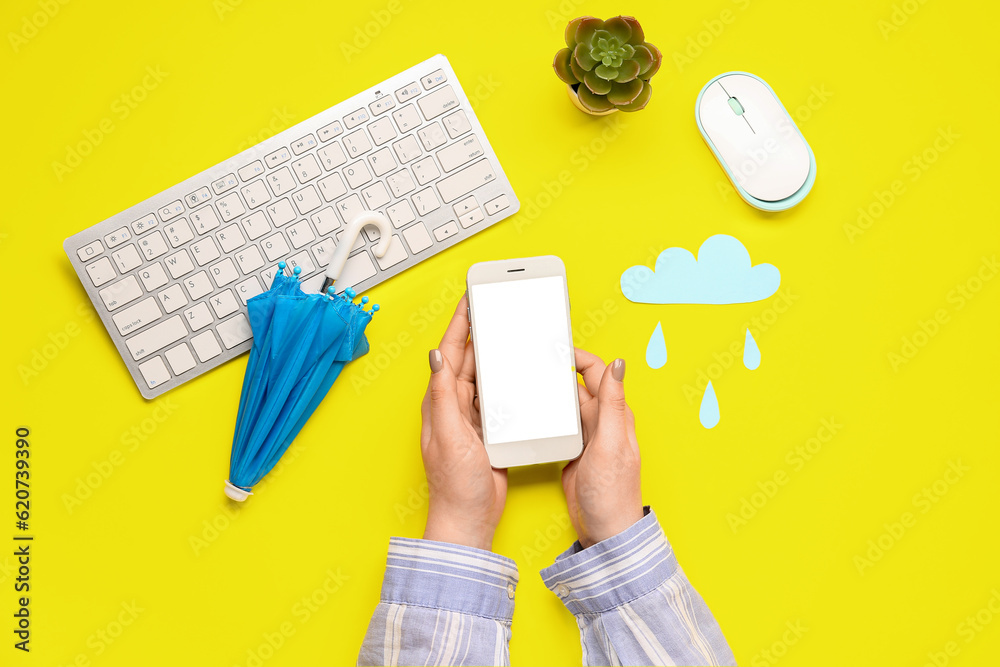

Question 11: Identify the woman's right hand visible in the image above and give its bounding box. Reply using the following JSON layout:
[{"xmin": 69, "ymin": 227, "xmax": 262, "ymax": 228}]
[{"xmin": 561, "ymin": 349, "xmax": 645, "ymax": 548}]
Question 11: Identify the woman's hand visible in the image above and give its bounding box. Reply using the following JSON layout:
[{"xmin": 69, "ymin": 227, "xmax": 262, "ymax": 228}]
[
  {"xmin": 420, "ymin": 295, "xmax": 507, "ymax": 551},
  {"xmin": 562, "ymin": 349, "xmax": 644, "ymax": 548}
]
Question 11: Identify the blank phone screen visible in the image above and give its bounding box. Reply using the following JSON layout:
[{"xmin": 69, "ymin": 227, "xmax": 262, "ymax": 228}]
[{"xmin": 471, "ymin": 275, "xmax": 579, "ymax": 445}]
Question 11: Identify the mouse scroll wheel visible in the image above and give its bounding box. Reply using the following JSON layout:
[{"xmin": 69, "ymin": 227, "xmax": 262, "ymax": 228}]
[{"xmin": 727, "ymin": 97, "xmax": 745, "ymax": 116}]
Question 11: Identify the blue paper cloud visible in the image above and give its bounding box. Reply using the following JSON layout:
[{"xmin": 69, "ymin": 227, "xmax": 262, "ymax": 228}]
[{"xmin": 621, "ymin": 235, "xmax": 780, "ymax": 304}]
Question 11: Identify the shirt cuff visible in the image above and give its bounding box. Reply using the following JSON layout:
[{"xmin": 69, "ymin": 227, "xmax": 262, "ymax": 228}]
[
  {"xmin": 539, "ymin": 507, "xmax": 677, "ymax": 615},
  {"xmin": 380, "ymin": 537, "xmax": 519, "ymax": 621}
]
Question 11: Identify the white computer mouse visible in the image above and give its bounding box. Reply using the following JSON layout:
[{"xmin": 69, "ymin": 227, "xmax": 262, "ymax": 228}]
[{"xmin": 696, "ymin": 72, "xmax": 815, "ymax": 210}]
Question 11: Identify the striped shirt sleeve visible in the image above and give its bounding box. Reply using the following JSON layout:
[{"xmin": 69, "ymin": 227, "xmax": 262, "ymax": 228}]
[
  {"xmin": 540, "ymin": 508, "xmax": 735, "ymax": 666},
  {"xmin": 357, "ymin": 537, "xmax": 518, "ymax": 666}
]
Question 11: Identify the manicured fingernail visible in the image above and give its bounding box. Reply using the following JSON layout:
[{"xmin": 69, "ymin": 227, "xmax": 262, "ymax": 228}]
[
  {"xmin": 612, "ymin": 358, "xmax": 625, "ymax": 382},
  {"xmin": 429, "ymin": 349, "xmax": 443, "ymax": 373}
]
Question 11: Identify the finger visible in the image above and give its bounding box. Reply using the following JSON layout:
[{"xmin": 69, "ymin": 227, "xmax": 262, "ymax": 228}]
[
  {"xmin": 574, "ymin": 347, "xmax": 607, "ymax": 396},
  {"xmin": 458, "ymin": 337, "xmax": 477, "ymax": 384},
  {"xmin": 438, "ymin": 294, "xmax": 470, "ymax": 373},
  {"xmin": 427, "ymin": 349, "xmax": 463, "ymax": 439},
  {"xmin": 577, "ymin": 382, "xmax": 591, "ymax": 405},
  {"xmin": 596, "ymin": 358, "xmax": 629, "ymax": 437}
]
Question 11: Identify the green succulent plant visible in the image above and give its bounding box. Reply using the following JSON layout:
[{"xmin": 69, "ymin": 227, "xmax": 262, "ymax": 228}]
[{"xmin": 553, "ymin": 15, "xmax": 662, "ymax": 113}]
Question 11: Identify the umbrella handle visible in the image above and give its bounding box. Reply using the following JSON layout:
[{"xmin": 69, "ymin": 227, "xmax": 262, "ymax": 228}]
[{"xmin": 321, "ymin": 211, "xmax": 393, "ymax": 293}]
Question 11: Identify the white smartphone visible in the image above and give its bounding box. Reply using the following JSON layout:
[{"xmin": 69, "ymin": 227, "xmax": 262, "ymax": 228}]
[{"xmin": 467, "ymin": 256, "xmax": 584, "ymax": 468}]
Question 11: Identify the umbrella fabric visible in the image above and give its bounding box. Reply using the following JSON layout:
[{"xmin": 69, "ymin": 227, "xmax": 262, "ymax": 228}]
[{"xmin": 228, "ymin": 272, "xmax": 372, "ymax": 495}]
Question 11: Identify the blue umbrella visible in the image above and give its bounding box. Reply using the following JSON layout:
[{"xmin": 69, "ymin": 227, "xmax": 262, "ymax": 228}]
[{"xmin": 224, "ymin": 213, "xmax": 390, "ymax": 501}]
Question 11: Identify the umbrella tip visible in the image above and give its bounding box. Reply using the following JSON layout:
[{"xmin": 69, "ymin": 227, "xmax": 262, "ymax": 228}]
[
  {"xmin": 224, "ymin": 480, "xmax": 253, "ymax": 502},
  {"xmin": 345, "ymin": 287, "xmax": 357, "ymax": 300},
  {"xmin": 293, "ymin": 265, "xmax": 302, "ymax": 276},
  {"xmin": 372, "ymin": 304, "xmax": 380, "ymax": 313},
  {"xmin": 279, "ymin": 260, "xmax": 287, "ymax": 271},
  {"xmin": 361, "ymin": 296, "xmax": 369, "ymax": 305}
]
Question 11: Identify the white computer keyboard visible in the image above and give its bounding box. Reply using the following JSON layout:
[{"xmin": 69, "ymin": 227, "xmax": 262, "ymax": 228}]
[{"xmin": 64, "ymin": 54, "xmax": 519, "ymax": 399}]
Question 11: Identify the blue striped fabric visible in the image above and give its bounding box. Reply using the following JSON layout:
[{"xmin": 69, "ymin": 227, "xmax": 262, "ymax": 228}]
[{"xmin": 358, "ymin": 510, "xmax": 734, "ymax": 666}]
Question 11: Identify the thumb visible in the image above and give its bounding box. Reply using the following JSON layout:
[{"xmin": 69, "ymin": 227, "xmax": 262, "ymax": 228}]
[
  {"xmin": 428, "ymin": 349, "xmax": 462, "ymax": 429},
  {"xmin": 596, "ymin": 358, "xmax": 628, "ymax": 433}
]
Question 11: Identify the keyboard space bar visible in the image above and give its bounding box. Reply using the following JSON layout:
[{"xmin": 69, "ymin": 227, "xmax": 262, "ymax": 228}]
[
  {"xmin": 126, "ymin": 316, "xmax": 187, "ymax": 360},
  {"xmin": 436, "ymin": 159, "xmax": 496, "ymax": 203}
]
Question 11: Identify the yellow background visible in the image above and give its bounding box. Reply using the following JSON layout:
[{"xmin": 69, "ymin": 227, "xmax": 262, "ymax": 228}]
[{"xmin": 3, "ymin": 0, "xmax": 998, "ymax": 664}]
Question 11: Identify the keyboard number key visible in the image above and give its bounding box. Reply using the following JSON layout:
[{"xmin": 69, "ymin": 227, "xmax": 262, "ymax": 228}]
[
  {"xmin": 216, "ymin": 193, "xmax": 246, "ymax": 222},
  {"xmin": 139, "ymin": 231, "xmax": 168, "ymax": 260},
  {"xmin": 165, "ymin": 219, "xmax": 195, "ymax": 247},
  {"xmin": 112, "ymin": 244, "xmax": 143, "ymax": 273},
  {"xmin": 292, "ymin": 154, "xmax": 322, "ymax": 183},
  {"xmin": 266, "ymin": 167, "xmax": 295, "ymax": 197},
  {"xmin": 191, "ymin": 206, "xmax": 221, "ymax": 234},
  {"xmin": 241, "ymin": 180, "xmax": 271, "ymax": 209}
]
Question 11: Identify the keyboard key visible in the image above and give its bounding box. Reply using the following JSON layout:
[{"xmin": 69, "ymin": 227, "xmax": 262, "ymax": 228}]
[
  {"xmin": 318, "ymin": 143, "xmax": 347, "ymax": 170},
  {"xmin": 210, "ymin": 289, "xmax": 240, "ymax": 318},
  {"xmin": 459, "ymin": 207, "xmax": 485, "ymax": 228},
  {"xmin": 421, "ymin": 69, "xmax": 447, "ymax": 89},
  {"xmin": 375, "ymin": 235, "xmax": 407, "ymax": 270},
  {"xmin": 417, "ymin": 85, "xmax": 459, "ymax": 120},
  {"xmin": 164, "ymin": 219, "xmax": 194, "ymax": 247},
  {"xmin": 418, "ymin": 123, "xmax": 447, "ymax": 151},
  {"xmin": 292, "ymin": 185, "xmax": 322, "ymax": 215},
  {"xmin": 443, "ymin": 110, "xmax": 472, "ymax": 138},
  {"xmin": 217, "ymin": 192, "xmax": 246, "ymax": 221},
  {"xmin": 138, "ymin": 231, "xmax": 168, "ymax": 260},
  {"xmin": 286, "ymin": 251, "xmax": 316, "ymax": 276},
  {"xmin": 190, "ymin": 237, "xmax": 221, "ymax": 266},
  {"xmin": 99, "ymin": 275, "xmax": 142, "ymax": 311},
  {"xmin": 261, "ymin": 233, "xmax": 290, "ymax": 261},
  {"xmin": 139, "ymin": 262, "xmax": 168, "ymax": 291},
  {"xmin": 387, "ymin": 170, "xmax": 416, "ymax": 197},
  {"xmin": 362, "ymin": 181, "xmax": 390, "ymax": 209},
  {"xmin": 260, "ymin": 264, "xmax": 282, "ymax": 286},
  {"xmin": 485, "ymin": 194, "xmax": 510, "ymax": 215},
  {"xmin": 343, "ymin": 130, "xmax": 373, "ymax": 157},
  {"xmin": 165, "ymin": 250, "xmax": 194, "ymax": 279},
  {"xmin": 235, "ymin": 276, "xmax": 264, "ymax": 304},
  {"xmin": 292, "ymin": 154, "xmax": 322, "ymax": 183},
  {"xmin": 104, "ymin": 227, "xmax": 132, "ymax": 248},
  {"xmin": 77, "ymin": 239, "xmax": 104, "ymax": 261},
  {"xmin": 335, "ymin": 194, "xmax": 364, "ymax": 223},
  {"xmin": 130, "ymin": 214, "xmax": 158, "ymax": 235},
  {"xmin": 392, "ymin": 105, "xmax": 421, "ymax": 134},
  {"xmin": 265, "ymin": 198, "xmax": 296, "ymax": 226},
  {"xmin": 165, "ymin": 343, "xmax": 197, "ymax": 375},
  {"xmin": 436, "ymin": 159, "xmax": 496, "ymax": 203},
  {"xmin": 291, "ymin": 134, "xmax": 318, "ymax": 155},
  {"xmin": 86, "ymin": 256, "xmax": 116, "ymax": 287},
  {"xmin": 396, "ymin": 82, "xmax": 420, "ymax": 102},
  {"xmin": 183, "ymin": 270, "xmax": 213, "ymax": 300},
  {"xmin": 312, "ymin": 238, "xmax": 335, "ymax": 266},
  {"xmin": 241, "ymin": 180, "xmax": 271, "ymax": 209},
  {"xmin": 412, "ymin": 187, "xmax": 441, "ymax": 215},
  {"xmin": 437, "ymin": 135, "xmax": 483, "ymax": 172},
  {"xmin": 126, "ymin": 315, "xmax": 186, "ymax": 360},
  {"xmin": 369, "ymin": 96, "xmax": 396, "ymax": 115},
  {"xmin": 344, "ymin": 108, "xmax": 369, "ymax": 129},
  {"xmin": 317, "ymin": 173, "xmax": 347, "ymax": 202},
  {"xmin": 266, "ymin": 167, "xmax": 295, "ymax": 196},
  {"xmin": 387, "ymin": 200, "xmax": 416, "ymax": 228},
  {"xmin": 191, "ymin": 206, "xmax": 221, "ymax": 234},
  {"xmin": 453, "ymin": 196, "xmax": 478, "ymax": 216},
  {"xmin": 344, "ymin": 161, "xmax": 373, "ymax": 189},
  {"xmin": 265, "ymin": 147, "xmax": 291, "ymax": 168},
  {"xmin": 368, "ymin": 117, "xmax": 397, "ymax": 146},
  {"xmin": 157, "ymin": 284, "xmax": 188, "ymax": 313},
  {"xmin": 241, "ymin": 210, "xmax": 271, "ymax": 240},
  {"xmin": 287, "ymin": 220, "xmax": 315, "ymax": 249},
  {"xmin": 218, "ymin": 313, "xmax": 253, "ymax": 349},
  {"xmin": 369, "ymin": 147, "xmax": 396, "ymax": 176},
  {"xmin": 191, "ymin": 330, "xmax": 222, "ymax": 362},
  {"xmin": 185, "ymin": 186, "xmax": 212, "ymax": 207},
  {"xmin": 338, "ymin": 251, "xmax": 377, "ymax": 287},
  {"xmin": 433, "ymin": 220, "xmax": 459, "ymax": 242},
  {"xmin": 402, "ymin": 222, "xmax": 432, "ymax": 253},
  {"xmin": 183, "ymin": 302, "xmax": 214, "ymax": 331},
  {"xmin": 235, "ymin": 246, "xmax": 265, "ymax": 273},
  {"xmin": 311, "ymin": 207, "xmax": 339, "ymax": 235},
  {"xmin": 113, "ymin": 297, "xmax": 163, "ymax": 336},
  {"xmin": 212, "ymin": 173, "xmax": 239, "ymax": 194},
  {"xmin": 217, "ymin": 224, "xmax": 246, "ymax": 253},
  {"xmin": 238, "ymin": 160, "xmax": 265, "ymax": 181},
  {"xmin": 412, "ymin": 156, "xmax": 440, "ymax": 185},
  {"xmin": 138, "ymin": 356, "xmax": 170, "ymax": 389},
  {"xmin": 158, "ymin": 200, "xmax": 185, "ymax": 221},
  {"xmin": 392, "ymin": 135, "xmax": 422, "ymax": 164},
  {"xmin": 112, "ymin": 244, "xmax": 142, "ymax": 273},
  {"xmin": 209, "ymin": 258, "xmax": 240, "ymax": 287},
  {"xmin": 317, "ymin": 121, "xmax": 343, "ymax": 141}
]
